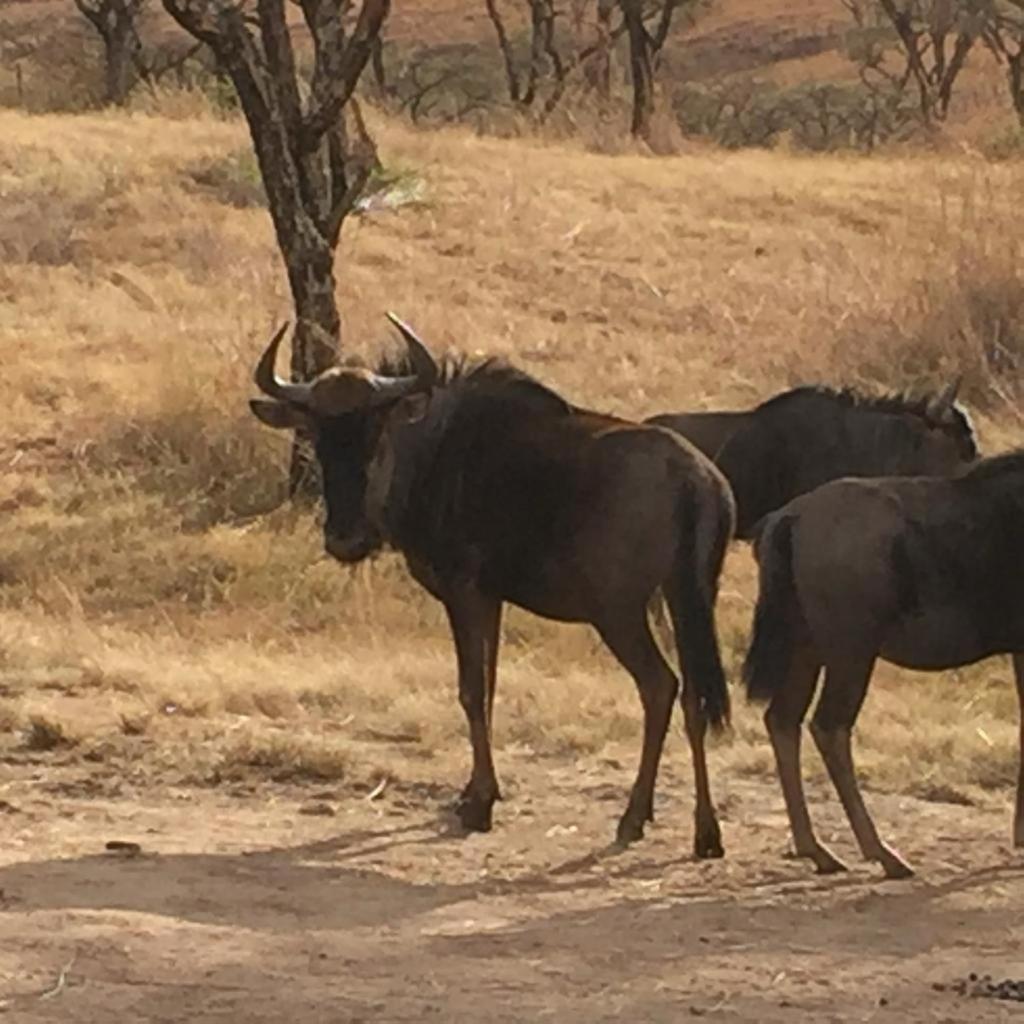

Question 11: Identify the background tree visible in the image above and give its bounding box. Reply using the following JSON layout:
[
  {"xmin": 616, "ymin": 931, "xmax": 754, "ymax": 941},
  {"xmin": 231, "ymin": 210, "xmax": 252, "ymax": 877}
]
[
  {"xmin": 842, "ymin": 0, "xmax": 986, "ymax": 124},
  {"xmin": 73, "ymin": 0, "xmax": 145, "ymax": 105},
  {"xmin": 482, "ymin": 0, "xmax": 685, "ymax": 129},
  {"xmin": 483, "ymin": 0, "xmax": 568, "ymax": 116},
  {"xmin": 162, "ymin": 0, "xmax": 389, "ymax": 494},
  {"xmin": 617, "ymin": 0, "xmax": 704, "ymax": 139},
  {"xmin": 982, "ymin": 0, "xmax": 1024, "ymax": 123}
]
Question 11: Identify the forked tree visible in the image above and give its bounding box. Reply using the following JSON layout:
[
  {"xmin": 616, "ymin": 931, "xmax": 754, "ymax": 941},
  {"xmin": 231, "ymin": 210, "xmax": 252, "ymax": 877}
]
[
  {"xmin": 982, "ymin": 0, "xmax": 1024, "ymax": 123},
  {"xmin": 484, "ymin": 0, "xmax": 567, "ymax": 115},
  {"xmin": 162, "ymin": 0, "xmax": 390, "ymax": 493},
  {"xmin": 482, "ymin": 0, "xmax": 699, "ymax": 136},
  {"xmin": 842, "ymin": 0, "xmax": 985, "ymax": 124},
  {"xmin": 617, "ymin": 0, "xmax": 704, "ymax": 138}
]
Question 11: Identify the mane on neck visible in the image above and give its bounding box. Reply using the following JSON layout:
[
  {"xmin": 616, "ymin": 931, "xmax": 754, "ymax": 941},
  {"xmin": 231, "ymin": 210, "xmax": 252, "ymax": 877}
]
[
  {"xmin": 376, "ymin": 351, "xmax": 572, "ymax": 417},
  {"xmin": 756, "ymin": 384, "xmax": 976, "ymax": 452}
]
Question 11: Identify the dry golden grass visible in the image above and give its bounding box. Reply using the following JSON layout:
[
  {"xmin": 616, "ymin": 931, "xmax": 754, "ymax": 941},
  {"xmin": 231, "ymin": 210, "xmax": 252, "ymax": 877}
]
[{"xmin": 1, "ymin": 103, "xmax": 1023, "ymax": 811}]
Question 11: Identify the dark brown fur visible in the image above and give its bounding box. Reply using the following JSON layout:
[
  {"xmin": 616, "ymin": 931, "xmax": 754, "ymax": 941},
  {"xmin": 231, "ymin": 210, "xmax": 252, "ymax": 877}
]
[
  {"xmin": 648, "ymin": 385, "xmax": 977, "ymax": 538},
  {"xmin": 744, "ymin": 451, "xmax": 1024, "ymax": 878},
  {"xmin": 253, "ymin": 347, "xmax": 736, "ymax": 854}
]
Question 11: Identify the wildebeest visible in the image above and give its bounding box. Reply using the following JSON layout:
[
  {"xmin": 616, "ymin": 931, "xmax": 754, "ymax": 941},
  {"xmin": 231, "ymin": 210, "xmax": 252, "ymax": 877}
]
[
  {"xmin": 744, "ymin": 450, "xmax": 1024, "ymax": 879},
  {"xmin": 647, "ymin": 383, "xmax": 976, "ymax": 538},
  {"xmin": 249, "ymin": 315, "xmax": 736, "ymax": 855}
]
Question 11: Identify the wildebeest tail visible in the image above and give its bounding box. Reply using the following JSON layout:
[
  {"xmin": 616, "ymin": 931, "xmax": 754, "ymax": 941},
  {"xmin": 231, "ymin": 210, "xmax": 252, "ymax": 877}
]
[
  {"xmin": 670, "ymin": 482, "xmax": 733, "ymax": 731},
  {"xmin": 743, "ymin": 512, "xmax": 798, "ymax": 704}
]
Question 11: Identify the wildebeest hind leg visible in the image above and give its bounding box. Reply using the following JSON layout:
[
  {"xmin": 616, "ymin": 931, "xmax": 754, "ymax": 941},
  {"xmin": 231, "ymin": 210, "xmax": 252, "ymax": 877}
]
[
  {"xmin": 596, "ymin": 613, "xmax": 677, "ymax": 846},
  {"xmin": 664, "ymin": 580, "xmax": 727, "ymax": 860},
  {"xmin": 445, "ymin": 594, "xmax": 503, "ymax": 833},
  {"xmin": 675, "ymin": 673, "xmax": 722, "ymax": 860},
  {"xmin": 811, "ymin": 658, "xmax": 914, "ymax": 880},
  {"xmin": 764, "ymin": 644, "xmax": 847, "ymax": 874},
  {"xmin": 1012, "ymin": 653, "xmax": 1024, "ymax": 847}
]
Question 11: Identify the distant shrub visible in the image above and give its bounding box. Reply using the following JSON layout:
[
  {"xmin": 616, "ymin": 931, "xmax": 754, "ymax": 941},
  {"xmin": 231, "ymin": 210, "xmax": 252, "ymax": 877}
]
[
  {"xmin": 186, "ymin": 149, "xmax": 266, "ymax": 209},
  {"xmin": 388, "ymin": 42, "xmax": 504, "ymax": 125},
  {"xmin": 673, "ymin": 77, "xmax": 920, "ymax": 152},
  {"xmin": 981, "ymin": 122, "xmax": 1024, "ymax": 161}
]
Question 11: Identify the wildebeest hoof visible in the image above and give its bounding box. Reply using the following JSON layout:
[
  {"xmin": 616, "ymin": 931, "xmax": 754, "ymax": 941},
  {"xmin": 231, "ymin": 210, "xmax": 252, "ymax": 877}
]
[
  {"xmin": 460, "ymin": 781, "xmax": 501, "ymax": 804},
  {"xmin": 693, "ymin": 822, "xmax": 725, "ymax": 860},
  {"xmin": 456, "ymin": 794, "xmax": 494, "ymax": 833},
  {"xmin": 877, "ymin": 847, "xmax": 914, "ymax": 880},
  {"xmin": 615, "ymin": 815, "xmax": 645, "ymax": 846},
  {"xmin": 808, "ymin": 846, "xmax": 848, "ymax": 875}
]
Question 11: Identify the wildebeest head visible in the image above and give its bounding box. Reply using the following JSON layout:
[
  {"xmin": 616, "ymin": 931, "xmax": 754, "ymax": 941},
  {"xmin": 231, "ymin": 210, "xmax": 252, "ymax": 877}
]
[
  {"xmin": 913, "ymin": 377, "xmax": 977, "ymax": 468},
  {"xmin": 249, "ymin": 314, "xmax": 438, "ymax": 563}
]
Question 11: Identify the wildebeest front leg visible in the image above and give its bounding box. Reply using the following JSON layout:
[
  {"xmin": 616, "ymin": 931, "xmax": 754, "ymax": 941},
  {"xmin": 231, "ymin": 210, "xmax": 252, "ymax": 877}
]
[
  {"xmin": 485, "ymin": 604, "xmax": 503, "ymax": 738},
  {"xmin": 597, "ymin": 614, "xmax": 677, "ymax": 846},
  {"xmin": 445, "ymin": 594, "xmax": 502, "ymax": 833},
  {"xmin": 1013, "ymin": 653, "xmax": 1024, "ymax": 847}
]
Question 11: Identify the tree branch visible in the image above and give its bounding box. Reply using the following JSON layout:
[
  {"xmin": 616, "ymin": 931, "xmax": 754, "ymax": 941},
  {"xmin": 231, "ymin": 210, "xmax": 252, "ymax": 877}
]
[
  {"xmin": 301, "ymin": 0, "xmax": 390, "ymax": 150},
  {"xmin": 649, "ymin": 0, "xmax": 679, "ymax": 52},
  {"xmin": 483, "ymin": 0, "xmax": 521, "ymax": 102},
  {"xmin": 258, "ymin": 0, "xmax": 303, "ymax": 133}
]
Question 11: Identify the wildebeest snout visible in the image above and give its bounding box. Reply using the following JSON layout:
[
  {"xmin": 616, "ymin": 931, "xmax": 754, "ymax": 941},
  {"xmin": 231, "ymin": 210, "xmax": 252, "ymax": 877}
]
[{"xmin": 324, "ymin": 529, "xmax": 379, "ymax": 564}]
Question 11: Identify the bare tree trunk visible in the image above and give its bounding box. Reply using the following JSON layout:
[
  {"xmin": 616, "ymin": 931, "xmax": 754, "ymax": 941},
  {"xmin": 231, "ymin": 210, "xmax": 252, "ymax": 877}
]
[
  {"xmin": 1011, "ymin": 49, "xmax": 1024, "ymax": 123},
  {"xmin": 877, "ymin": 0, "xmax": 936, "ymax": 123},
  {"xmin": 285, "ymin": 242, "xmax": 343, "ymax": 494},
  {"xmin": 74, "ymin": 0, "xmax": 144, "ymax": 105},
  {"xmin": 620, "ymin": 0, "xmax": 655, "ymax": 137},
  {"xmin": 982, "ymin": 13, "xmax": 1024, "ymax": 128},
  {"xmin": 595, "ymin": 0, "xmax": 614, "ymax": 103},
  {"xmin": 163, "ymin": 0, "xmax": 388, "ymax": 498},
  {"xmin": 533, "ymin": 0, "xmax": 567, "ymax": 117},
  {"xmin": 369, "ymin": 34, "xmax": 393, "ymax": 98},
  {"xmin": 936, "ymin": 32, "xmax": 974, "ymax": 118},
  {"xmin": 484, "ymin": 0, "xmax": 522, "ymax": 102},
  {"xmin": 105, "ymin": 14, "xmax": 139, "ymax": 102}
]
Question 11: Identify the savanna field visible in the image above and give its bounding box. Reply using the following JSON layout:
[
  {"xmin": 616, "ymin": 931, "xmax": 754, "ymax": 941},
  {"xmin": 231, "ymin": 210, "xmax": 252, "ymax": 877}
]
[{"xmin": 3, "ymin": 2, "xmax": 1024, "ymax": 1019}]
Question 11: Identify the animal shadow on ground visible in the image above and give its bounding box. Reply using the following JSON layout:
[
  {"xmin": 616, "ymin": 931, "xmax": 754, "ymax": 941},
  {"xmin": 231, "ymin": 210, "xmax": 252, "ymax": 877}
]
[{"xmin": 0, "ymin": 815, "xmax": 1021, "ymax": 936}]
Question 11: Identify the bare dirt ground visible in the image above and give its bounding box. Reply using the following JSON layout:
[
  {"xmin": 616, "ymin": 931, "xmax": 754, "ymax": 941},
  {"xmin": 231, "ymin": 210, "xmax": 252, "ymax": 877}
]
[{"xmin": 1, "ymin": 748, "xmax": 1022, "ymax": 1023}]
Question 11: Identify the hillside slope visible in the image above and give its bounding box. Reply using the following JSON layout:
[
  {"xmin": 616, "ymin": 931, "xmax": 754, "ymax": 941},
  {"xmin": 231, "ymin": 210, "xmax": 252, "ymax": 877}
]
[{"xmin": 0, "ymin": 0, "xmax": 1015, "ymax": 136}]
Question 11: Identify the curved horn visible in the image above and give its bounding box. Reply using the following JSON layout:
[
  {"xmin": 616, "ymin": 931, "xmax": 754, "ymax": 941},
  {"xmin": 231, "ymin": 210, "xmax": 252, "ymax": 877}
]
[
  {"xmin": 386, "ymin": 311, "xmax": 438, "ymax": 387},
  {"xmin": 941, "ymin": 375, "xmax": 962, "ymax": 405},
  {"xmin": 926, "ymin": 375, "xmax": 962, "ymax": 423},
  {"xmin": 254, "ymin": 322, "xmax": 313, "ymax": 406}
]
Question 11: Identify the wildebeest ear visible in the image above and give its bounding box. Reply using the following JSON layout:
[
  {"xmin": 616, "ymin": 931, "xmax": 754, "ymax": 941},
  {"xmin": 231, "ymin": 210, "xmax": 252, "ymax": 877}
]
[
  {"xmin": 392, "ymin": 392, "xmax": 431, "ymax": 425},
  {"xmin": 925, "ymin": 377, "xmax": 962, "ymax": 425},
  {"xmin": 249, "ymin": 399, "xmax": 313, "ymax": 431}
]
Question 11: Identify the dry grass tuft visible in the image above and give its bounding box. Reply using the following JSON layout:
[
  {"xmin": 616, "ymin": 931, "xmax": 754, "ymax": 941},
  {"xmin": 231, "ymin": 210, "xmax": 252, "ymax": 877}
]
[
  {"xmin": 0, "ymin": 701, "xmax": 23, "ymax": 734},
  {"xmin": 24, "ymin": 713, "xmax": 78, "ymax": 751},
  {"xmin": 118, "ymin": 711, "xmax": 151, "ymax": 736},
  {"xmin": 218, "ymin": 727, "xmax": 357, "ymax": 783}
]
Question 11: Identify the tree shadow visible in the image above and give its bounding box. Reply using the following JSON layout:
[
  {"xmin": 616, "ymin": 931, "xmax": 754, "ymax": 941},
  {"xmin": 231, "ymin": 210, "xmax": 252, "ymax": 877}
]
[{"xmin": 0, "ymin": 821, "xmax": 467, "ymax": 933}]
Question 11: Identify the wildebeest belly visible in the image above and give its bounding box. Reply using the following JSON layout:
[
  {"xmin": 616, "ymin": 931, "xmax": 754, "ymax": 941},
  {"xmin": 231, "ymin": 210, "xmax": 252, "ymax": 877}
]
[
  {"xmin": 881, "ymin": 602, "xmax": 1024, "ymax": 670},
  {"xmin": 880, "ymin": 518, "xmax": 1024, "ymax": 668},
  {"xmin": 472, "ymin": 428, "xmax": 694, "ymax": 622},
  {"xmin": 881, "ymin": 609, "xmax": 1000, "ymax": 670},
  {"xmin": 480, "ymin": 513, "xmax": 675, "ymax": 623}
]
